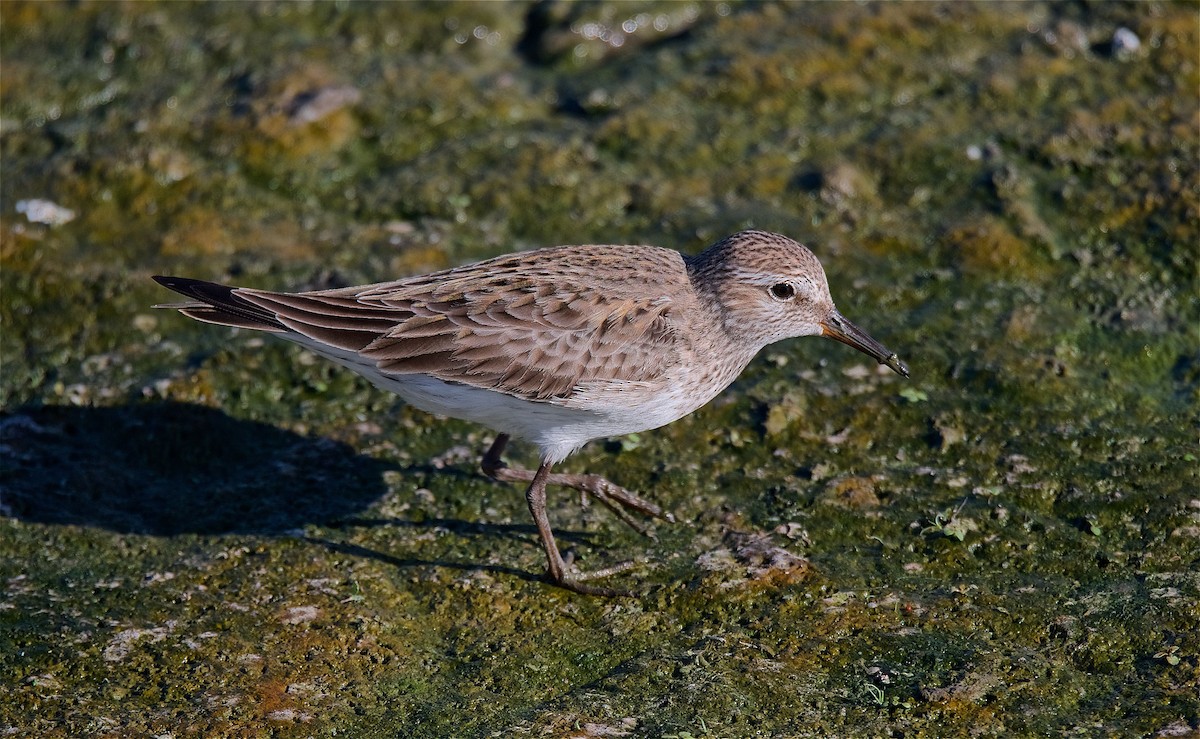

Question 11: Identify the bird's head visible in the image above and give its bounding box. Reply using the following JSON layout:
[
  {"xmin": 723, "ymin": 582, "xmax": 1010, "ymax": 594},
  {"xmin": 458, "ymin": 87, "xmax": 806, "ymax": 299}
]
[{"xmin": 689, "ymin": 230, "xmax": 909, "ymax": 377}]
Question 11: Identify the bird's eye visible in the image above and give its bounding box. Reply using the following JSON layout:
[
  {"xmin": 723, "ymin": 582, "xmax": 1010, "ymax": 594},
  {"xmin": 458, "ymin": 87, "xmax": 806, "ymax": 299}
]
[{"xmin": 768, "ymin": 282, "xmax": 795, "ymax": 301}]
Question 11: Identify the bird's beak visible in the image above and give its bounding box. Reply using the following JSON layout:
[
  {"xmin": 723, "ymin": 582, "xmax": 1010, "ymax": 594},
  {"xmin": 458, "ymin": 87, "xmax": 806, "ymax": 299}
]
[{"xmin": 820, "ymin": 309, "xmax": 909, "ymax": 377}]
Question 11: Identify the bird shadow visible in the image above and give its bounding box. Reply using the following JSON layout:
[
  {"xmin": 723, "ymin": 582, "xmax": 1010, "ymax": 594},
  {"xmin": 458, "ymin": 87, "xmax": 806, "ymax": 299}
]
[
  {"xmin": 0, "ymin": 401, "xmax": 396, "ymax": 535},
  {"xmin": 0, "ymin": 402, "xmax": 593, "ymax": 570},
  {"xmin": 306, "ymin": 517, "xmax": 613, "ymax": 587},
  {"xmin": 329, "ymin": 514, "xmax": 599, "ymax": 545},
  {"xmin": 304, "ymin": 536, "xmax": 546, "ymax": 585}
]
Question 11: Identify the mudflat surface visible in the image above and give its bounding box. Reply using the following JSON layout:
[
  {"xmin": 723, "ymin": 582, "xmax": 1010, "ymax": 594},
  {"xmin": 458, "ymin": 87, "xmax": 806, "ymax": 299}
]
[{"xmin": 2, "ymin": 2, "xmax": 1196, "ymax": 736}]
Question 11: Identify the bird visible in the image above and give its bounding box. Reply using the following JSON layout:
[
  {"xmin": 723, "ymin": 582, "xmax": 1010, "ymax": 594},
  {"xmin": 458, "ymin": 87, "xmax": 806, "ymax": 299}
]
[{"xmin": 153, "ymin": 229, "xmax": 908, "ymax": 595}]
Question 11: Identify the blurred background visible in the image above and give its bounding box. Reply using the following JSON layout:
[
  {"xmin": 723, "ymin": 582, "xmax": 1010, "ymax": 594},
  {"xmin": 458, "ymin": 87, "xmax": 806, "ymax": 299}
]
[{"xmin": 2, "ymin": 2, "xmax": 1196, "ymax": 736}]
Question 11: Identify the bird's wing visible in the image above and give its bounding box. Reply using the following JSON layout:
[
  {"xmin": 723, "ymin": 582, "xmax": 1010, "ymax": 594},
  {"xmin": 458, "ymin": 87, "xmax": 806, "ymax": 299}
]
[{"xmin": 233, "ymin": 245, "xmax": 690, "ymax": 402}]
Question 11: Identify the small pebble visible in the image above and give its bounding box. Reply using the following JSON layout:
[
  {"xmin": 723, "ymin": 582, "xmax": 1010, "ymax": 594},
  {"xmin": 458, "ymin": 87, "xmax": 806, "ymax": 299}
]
[
  {"xmin": 287, "ymin": 84, "xmax": 361, "ymax": 125},
  {"xmin": 1112, "ymin": 27, "xmax": 1140, "ymax": 58},
  {"xmin": 16, "ymin": 198, "xmax": 75, "ymax": 226}
]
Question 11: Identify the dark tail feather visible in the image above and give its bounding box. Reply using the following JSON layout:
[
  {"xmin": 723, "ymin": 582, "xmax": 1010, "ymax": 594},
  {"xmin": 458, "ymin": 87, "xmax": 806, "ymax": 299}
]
[{"xmin": 152, "ymin": 275, "xmax": 287, "ymax": 332}]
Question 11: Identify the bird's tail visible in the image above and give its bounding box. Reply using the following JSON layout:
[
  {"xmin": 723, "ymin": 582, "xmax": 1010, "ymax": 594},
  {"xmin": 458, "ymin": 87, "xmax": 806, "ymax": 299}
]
[{"xmin": 151, "ymin": 275, "xmax": 287, "ymax": 332}]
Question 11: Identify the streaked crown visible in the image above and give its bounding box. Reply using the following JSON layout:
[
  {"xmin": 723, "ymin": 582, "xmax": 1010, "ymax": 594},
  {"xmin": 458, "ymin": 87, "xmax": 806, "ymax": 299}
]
[{"xmin": 686, "ymin": 230, "xmax": 836, "ymax": 348}]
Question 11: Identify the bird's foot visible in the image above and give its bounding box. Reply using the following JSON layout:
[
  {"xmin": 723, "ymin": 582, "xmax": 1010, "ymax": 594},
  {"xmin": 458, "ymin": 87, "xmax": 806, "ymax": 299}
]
[
  {"xmin": 566, "ymin": 473, "xmax": 675, "ymax": 539},
  {"xmin": 546, "ymin": 552, "xmax": 643, "ymax": 597},
  {"xmin": 482, "ymin": 446, "xmax": 674, "ymax": 537}
]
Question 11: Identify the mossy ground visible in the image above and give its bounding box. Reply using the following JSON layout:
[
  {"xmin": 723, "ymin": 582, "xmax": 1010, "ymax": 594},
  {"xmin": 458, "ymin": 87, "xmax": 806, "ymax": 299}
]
[{"xmin": 2, "ymin": 2, "xmax": 1197, "ymax": 737}]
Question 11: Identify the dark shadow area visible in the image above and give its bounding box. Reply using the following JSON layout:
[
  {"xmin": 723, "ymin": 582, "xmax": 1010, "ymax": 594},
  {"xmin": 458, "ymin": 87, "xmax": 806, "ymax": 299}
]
[
  {"xmin": 305, "ymin": 536, "xmax": 546, "ymax": 586},
  {"xmin": 0, "ymin": 402, "xmax": 395, "ymax": 535},
  {"xmin": 307, "ymin": 515, "xmax": 636, "ymax": 589},
  {"xmin": 316, "ymin": 513, "xmax": 633, "ymax": 587},
  {"xmin": 0, "ymin": 402, "xmax": 627, "ymax": 587},
  {"xmin": 329, "ymin": 515, "xmax": 604, "ymax": 548}
]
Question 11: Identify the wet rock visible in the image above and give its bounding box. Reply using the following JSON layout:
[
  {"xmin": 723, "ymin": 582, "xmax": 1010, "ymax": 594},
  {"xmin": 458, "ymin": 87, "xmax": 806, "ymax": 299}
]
[
  {"xmin": 235, "ymin": 66, "xmax": 363, "ymax": 163},
  {"xmin": 791, "ymin": 161, "xmax": 880, "ymax": 226},
  {"xmin": 730, "ymin": 532, "xmax": 807, "ymax": 581},
  {"xmin": 517, "ymin": 0, "xmax": 705, "ymax": 67},
  {"xmin": 822, "ymin": 476, "xmax": 882, "ymax": 509},
  {"xmin": 104, "ymin": 625, "xmax": 173, "ymax": 662},
  {"xmin": 928, "ymin": 413, "xmax": 966, "ymax": 451},
  {"xmin": 1034, "ymin": 18, "xmax": 1089, "ymax": 58},
  {"xmin": 987, "ymin": 162, "xmax": 1057, "ymax": 252},
  {"xmin": 285, "ymin": 84, "xmax": 363, "ymax": 126},
  {"xmin": 762, "ymin": 389, "xmax": 807, "ymax": 437},
  {"xmin": 280, "ymin": 605, "xmax": 321, "ymax": 625},
  {"xmin": 821, "ymin": 162, "xmax": 879, "ymax": 204},
  {"xmin": 943, "ymin": 214, "xmax": 1034, "ymax": 276}
]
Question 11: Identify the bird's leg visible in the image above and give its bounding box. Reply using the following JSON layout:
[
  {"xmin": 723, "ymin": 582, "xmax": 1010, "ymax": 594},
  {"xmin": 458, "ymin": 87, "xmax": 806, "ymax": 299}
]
[
  {"xmin": 524, "ymin": 461, "xmax": 567, "ymax": 583},
  {"xmin": 480, "ymin": 433, "xmax": 515, "ymax": 478},
  {"xmin": 521, "ymin": 461, "xmax": 632, "ymax": 596},
  {"xmin": 481, "ymin": 435, "xmax": 656, "ymax": 595},
  {"xmin": 481, "ymin": 434, "xmax": 674, "ymax": 537}
]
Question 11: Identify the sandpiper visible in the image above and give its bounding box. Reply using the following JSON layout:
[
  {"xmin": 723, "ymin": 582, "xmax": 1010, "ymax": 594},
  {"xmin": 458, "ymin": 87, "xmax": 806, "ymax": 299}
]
[{"xmin": 154, "ymin": 229, "xmax": 908, "ymax": 595}]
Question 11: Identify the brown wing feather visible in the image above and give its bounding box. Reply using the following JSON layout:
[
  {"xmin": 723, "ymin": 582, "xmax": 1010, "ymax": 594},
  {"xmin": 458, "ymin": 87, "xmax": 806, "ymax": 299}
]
[{"xmin": 183, "ymin": 244, "xmax": 692, "ymax": 402}]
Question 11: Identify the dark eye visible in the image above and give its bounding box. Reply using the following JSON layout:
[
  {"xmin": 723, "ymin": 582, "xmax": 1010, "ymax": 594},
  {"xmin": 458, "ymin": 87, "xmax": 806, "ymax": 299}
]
[{"xmin": 768, "ymin": 282, "xmax": 795, "ymax": 301}]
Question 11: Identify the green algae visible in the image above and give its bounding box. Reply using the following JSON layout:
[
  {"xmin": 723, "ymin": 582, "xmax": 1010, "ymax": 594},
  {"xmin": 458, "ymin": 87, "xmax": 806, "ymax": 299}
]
[{"xmin": 2, "ymin": 1, "xmax": 1198, "ymax": 737}]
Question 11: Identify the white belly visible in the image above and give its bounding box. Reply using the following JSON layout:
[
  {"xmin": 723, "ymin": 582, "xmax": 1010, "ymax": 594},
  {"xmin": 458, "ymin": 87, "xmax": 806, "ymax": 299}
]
[{"xmin": 289, "ymin": 336, "xmax": 716, "ymax": 463}]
